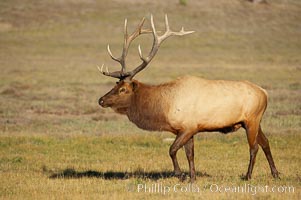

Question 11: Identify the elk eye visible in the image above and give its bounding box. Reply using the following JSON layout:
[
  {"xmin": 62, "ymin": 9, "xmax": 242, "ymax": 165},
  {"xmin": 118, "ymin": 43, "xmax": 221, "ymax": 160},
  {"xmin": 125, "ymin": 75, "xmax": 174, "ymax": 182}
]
[{"xmin": 119, "ymin": 88, "xmax": 126, "ymax": 93}]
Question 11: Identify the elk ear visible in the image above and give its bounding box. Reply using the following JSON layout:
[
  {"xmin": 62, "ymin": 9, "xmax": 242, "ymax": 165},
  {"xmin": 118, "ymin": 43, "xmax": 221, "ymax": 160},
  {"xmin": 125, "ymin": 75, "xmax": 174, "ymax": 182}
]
[{"xmin": 130, "ymin": 81, "xmax": 138, "ymax": 91}]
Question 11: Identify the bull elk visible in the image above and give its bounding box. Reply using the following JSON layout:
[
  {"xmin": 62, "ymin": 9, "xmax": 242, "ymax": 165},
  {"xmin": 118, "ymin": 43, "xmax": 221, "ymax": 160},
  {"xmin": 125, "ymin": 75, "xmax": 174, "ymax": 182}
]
[{"xmin": 98, "ymin": 15, "xmax": 279, "ymax": 182}]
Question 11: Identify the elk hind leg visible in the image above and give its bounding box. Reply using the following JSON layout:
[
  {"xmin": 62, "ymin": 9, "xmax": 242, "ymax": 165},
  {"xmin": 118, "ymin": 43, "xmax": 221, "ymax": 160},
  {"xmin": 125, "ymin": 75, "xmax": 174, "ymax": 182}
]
[
  {"xmin": 245, "ymin": 121, "xmax": 260, "ymax": 180},
  {"xmin": 257, "ymin": 125, "xmax": 279, "ymax": 178}
]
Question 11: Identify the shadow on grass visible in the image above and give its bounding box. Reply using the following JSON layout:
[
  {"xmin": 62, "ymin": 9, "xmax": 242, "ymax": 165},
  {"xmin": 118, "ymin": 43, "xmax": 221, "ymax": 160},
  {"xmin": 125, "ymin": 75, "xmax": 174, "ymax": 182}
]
[{"xmin": 48, "ymin": 168, "xmax": 211, "ymax": 180}]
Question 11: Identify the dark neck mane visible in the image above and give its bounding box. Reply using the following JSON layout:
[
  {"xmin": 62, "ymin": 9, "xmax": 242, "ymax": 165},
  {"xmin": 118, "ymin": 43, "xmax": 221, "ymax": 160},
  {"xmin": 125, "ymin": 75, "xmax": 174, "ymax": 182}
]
[{"xmin": 125, "ymin": 81, "xmax": 176, "ymax": 131}]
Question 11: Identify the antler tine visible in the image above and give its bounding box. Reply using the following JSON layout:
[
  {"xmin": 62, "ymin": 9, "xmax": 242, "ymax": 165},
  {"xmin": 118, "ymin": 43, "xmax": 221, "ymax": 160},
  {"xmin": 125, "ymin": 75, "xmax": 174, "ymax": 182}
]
[
  {"xmin": 150, "ymin": 14, "xmax": 158, "ymax": 40},
  {"xmin": 97, "ymin": 64, "xmax": 109, "ymax": 75},
  {"xmin": 107, "ymin": 44, "xmax": 120, "ymax": 62},
  {"xmin": 124, "ymin": 18, "xmax": 128, "ymax": 38},
  {"xmin": 158, "ymin": 14, "xmax": 194, "ymax": 43},
  {"xmin": 97, "ymin": 64, "xmax": 124, "ymax": 79},
  {"xmin": 120, "ymin": 18, "xmax": 128, "ymax": 73},
  {"xmin": 179, "ymin": 26, "xmax": 195, "ymax": 35},
  {"xmin": 164, "ymin": 14, "xmax": 170, "ymax": 32},
  {"xmin": 138, "ymin": 44, "xmax": 147, "ymax": 63},
  {"xmin": 97, "ymin": 64, "xmax": 104, "ymax": 74},
  {"xmin": 138, "ymin": 45, "xmax": 142, "ymax": 59}
]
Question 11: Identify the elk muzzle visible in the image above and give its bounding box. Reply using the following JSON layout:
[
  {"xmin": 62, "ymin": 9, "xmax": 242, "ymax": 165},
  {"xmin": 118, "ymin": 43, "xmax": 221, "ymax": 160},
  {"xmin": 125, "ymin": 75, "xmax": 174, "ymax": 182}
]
[{"xmin": 98, "ymin": 97, "xmax": 105, "ymax": 107}]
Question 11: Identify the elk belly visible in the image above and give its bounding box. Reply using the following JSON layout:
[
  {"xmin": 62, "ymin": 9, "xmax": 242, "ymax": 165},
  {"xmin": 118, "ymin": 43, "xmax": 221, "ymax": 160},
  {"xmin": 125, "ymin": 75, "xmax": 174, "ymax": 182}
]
[{"xmin": 169, "ymin": 100, "xmax": 245, "ymax": 133}]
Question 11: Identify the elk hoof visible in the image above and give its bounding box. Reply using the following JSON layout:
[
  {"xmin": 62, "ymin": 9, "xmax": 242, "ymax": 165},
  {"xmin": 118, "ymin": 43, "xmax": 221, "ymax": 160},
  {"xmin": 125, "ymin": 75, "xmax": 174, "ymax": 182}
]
[
  {"xmin": 178, "ymin": 173, "xmax": 186, "ymax": 182},
  {"xmin": 189, "ymin": 177, "xmax": 196, "ymax": 183},
  {"xmin": 240, "ymin": 174, "xmax": 251, "ymax": 181},
  {"xmin": 174, "ymin": 171, "xmax": 186, "ymax": 181},
  {"xmin": 272, "ymin": 171, "xmax": 280, "ymax": 179},
  {"xmin": 174, "ymin": 170, "xmax": 182, "ymax": 177}
]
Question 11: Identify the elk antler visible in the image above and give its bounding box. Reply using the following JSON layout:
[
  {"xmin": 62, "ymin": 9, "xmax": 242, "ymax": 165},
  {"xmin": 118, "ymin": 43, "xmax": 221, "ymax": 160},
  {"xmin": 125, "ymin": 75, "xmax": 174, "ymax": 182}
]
[{"xmin": 99, "ymin": 14, "xmax": 194, "ymax": 80}]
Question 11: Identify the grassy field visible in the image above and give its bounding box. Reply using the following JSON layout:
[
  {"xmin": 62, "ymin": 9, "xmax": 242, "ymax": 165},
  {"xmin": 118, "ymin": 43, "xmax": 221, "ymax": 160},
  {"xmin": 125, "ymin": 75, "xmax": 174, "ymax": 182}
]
[{"xmin": 0, "ymin": 0, "xmax": 301, "ymax": 199}]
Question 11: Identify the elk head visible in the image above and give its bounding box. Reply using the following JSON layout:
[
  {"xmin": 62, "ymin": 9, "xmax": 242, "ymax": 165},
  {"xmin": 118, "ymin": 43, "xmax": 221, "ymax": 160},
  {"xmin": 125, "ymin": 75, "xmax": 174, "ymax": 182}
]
[
  {"xmin": 98, "ymin": 80, "xmax": 139, "ymax": 114},
  {"xmin": 98, "ymin": 14, "xmax": 194, "ymax": 111}
]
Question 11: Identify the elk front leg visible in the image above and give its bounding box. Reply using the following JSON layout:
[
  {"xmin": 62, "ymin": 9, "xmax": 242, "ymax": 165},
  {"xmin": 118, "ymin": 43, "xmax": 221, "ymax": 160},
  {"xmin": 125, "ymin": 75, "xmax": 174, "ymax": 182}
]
[
  {"xmin": 169, "ymin": 134, "xmax": 182, "ymax": 177},
  {"xmin": 169, "ymin": 131, "xmax": 195, "ymax": 181},
  {"xmin": 184, "ymin": 136, "xmax": 196, "ymax": 182}
]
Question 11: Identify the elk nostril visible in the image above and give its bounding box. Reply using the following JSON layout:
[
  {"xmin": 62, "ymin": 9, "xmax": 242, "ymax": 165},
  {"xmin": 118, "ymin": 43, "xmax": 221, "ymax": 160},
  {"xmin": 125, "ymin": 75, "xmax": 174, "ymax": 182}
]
[{"xmin": 98, "ymin": 98, "xmax": 104, "ymax": 106}]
